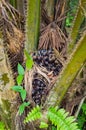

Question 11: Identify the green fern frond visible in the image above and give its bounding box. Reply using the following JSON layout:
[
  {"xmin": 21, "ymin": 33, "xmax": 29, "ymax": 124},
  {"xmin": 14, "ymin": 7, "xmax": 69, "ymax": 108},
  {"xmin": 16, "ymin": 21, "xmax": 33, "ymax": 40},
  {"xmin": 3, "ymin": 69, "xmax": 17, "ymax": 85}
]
[
  {"xmin": 48, "ymin": 107, "xmax": 80, "ymax": 130},
  {"xmin": 24, "ymin": 105, "xmax": 42, "ymax": 123}
]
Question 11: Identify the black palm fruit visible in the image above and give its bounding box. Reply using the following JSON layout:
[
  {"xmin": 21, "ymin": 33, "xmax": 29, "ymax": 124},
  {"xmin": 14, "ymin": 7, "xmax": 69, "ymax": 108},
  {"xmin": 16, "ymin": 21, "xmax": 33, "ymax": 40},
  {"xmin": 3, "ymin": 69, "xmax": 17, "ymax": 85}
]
[
  {"xmin": 32, "ymin": 49, "xmax": 63, "ymax": 76},
  {"xmin": 32, "ymin": 73, "xmax": 48, "ymax": 105}
]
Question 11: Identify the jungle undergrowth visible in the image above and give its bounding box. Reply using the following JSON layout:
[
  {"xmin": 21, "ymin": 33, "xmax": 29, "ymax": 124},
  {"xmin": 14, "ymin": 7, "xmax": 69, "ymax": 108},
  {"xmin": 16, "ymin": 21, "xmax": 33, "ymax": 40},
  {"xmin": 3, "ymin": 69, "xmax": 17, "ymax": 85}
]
[
  {"xmin": 65, "ymin": 0, "xmax": 79, "ymax": 27},
  {"xmin": 11, "ymin": 50, "xmax": 34, "ymax": 115},
  {"xmin": 77, "ymin": 102, "xmax": 86, "ymax": 130},
  {"xmin": 11, "ymin": 50, "xmax": 80, "ymax": 130},
  {"xmin": 0, "ymin": 121, "xmax": 6, "ymax": 130}
]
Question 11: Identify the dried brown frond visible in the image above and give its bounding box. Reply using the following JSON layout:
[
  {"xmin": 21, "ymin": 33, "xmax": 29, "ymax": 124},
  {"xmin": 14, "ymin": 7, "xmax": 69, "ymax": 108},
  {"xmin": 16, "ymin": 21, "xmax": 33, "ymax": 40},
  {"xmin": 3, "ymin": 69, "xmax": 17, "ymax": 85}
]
[
  {"xmin": 41, "ymin": 0, "xmax": 67, "ymax": 28},
  {"xmin": 0, "ymin": 0, "xmax": 24, "ymax": 30},
  {"xmin": 24, "ymin": 64, "xmax": 58, "ymax": 105},
  {"xmin": 55, "ymin": 0, "xmax": 67, "ymax": 27},
  {"xmin": 41, "ymin": 5, "xmax": 52, "ymax": 26},
  {"xmin": 39, "ymin": 22, "xmax": 67, "ymax": 56},
  {"xmin": 0, "ymin": 17, "xmax": 24, "ymax": 72},
  {"xmin": 0, "ymin": 0, "xmax": 25, "ymax": 72},
  {"xmin": 4, "ymin": 21, "xmax": 24, "ymax": 54}
]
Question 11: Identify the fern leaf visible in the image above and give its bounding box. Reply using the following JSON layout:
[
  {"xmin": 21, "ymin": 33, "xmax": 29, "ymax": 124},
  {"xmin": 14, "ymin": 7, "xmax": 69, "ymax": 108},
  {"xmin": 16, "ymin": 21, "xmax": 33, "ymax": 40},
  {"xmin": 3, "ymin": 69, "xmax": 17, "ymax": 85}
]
[
  {"xmin": 48, "ymin": 107, "xmax": 80, "ymax": 130},
  {"xmin": 24, "ymin": 105, "xmax": 42, "ymax": 123},
  {"xmin": 39, "ymin": 122, "xmax": 48, "ymax": 128}
]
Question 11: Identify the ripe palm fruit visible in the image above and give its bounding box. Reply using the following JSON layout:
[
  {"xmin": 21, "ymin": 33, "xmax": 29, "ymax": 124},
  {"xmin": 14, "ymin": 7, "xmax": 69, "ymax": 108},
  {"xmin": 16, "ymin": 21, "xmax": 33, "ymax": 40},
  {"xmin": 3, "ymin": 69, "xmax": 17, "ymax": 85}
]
[
  {"xmin": 32, "ymin": 49, "xmax": 63, "ymax": 76},
  {"xmin": 32, "ymin": 73, "xmax": 48, "ymax": 105}
]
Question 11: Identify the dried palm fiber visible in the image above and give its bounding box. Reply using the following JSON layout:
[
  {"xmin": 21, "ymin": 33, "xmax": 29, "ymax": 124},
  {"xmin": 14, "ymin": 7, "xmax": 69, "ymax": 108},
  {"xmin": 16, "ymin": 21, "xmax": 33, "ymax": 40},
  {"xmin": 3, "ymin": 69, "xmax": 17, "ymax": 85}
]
[
  {"xmin": 55, "ymin": 0, "xmax": 67, "ymax": 28},
  {"xmin": 41, "ymin": 0, "xmax": 67, "ymax": 27},
  {"xmin": 40, "ymin": 0, "xmax": 67, "ymax": 51},
  {"xmin": 39, "ymin": 22, "xmax": 67, "ymax": 57},
  {"xmin": 0, "ymin": 0, "xmax": 25, "ymax": 73},
  {"xmin": 41, "ymin": 5, "xmax": 51, "ymax": 27},
  {"xmin": 24, "ymin": 64, "xmax": 58, "ymax": 105},
  {"xmin": 0, "ymin": 0, "xmax": 25, "ymax": 30},
  {"xmin": 41, "ymin": 0, "xmax": 54, "ymax": 26}
]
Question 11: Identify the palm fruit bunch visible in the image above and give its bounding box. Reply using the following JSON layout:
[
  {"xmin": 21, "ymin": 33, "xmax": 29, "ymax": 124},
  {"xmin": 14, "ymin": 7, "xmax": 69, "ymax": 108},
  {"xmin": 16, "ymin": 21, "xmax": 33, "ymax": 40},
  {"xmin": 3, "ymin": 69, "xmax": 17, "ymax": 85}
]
[
  {"xmin": 32, "ymin": 72, "xmax": 48, "ymax": 105},
  {"xmin": 30, "ymin": 49, "xmax": 63, "ymax": 105},
  {"xmin": 32, "ymin": 49, "xmax": 63, "ymax": 76}
]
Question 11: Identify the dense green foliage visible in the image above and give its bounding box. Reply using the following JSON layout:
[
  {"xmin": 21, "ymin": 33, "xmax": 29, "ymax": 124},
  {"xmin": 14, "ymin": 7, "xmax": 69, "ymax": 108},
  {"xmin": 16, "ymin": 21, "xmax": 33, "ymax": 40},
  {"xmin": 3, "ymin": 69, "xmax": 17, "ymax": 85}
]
[
  {"xmin": 24, "ymin": 106, "xmax": 80, "ymax": 130},
  {"xmin": 48, "ymin": 107, "xmax": 79, "ymax": 130},
  {"xmin": 65, "ymin": 0, "xmax": 79, "ymax": 27},
  {"xmin": 0, "ymin": 121, "xmax": 6, "ymax": 130},
  {"xmin": 77, "ymin": 103, "xmax": 86, "ymax": 130}
]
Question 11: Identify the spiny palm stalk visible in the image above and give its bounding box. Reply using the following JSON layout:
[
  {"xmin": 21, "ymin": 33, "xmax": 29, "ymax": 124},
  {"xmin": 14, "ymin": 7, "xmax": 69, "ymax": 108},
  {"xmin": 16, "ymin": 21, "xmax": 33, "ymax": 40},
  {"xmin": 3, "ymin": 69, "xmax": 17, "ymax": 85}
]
[
  {"xmin": 44, "ymin": 31, "xmax": 86, "ymax": 108},
  {"xmin": 25, "ymin": 0, "xmax": 41, "ymax": 52},
  {"xmin": 68, "ymin": 0, "xmax": 86, "ymax": 54},
  {"xmin": 39, "ymin": 22, "xmax": 67, "ymax": 54}
]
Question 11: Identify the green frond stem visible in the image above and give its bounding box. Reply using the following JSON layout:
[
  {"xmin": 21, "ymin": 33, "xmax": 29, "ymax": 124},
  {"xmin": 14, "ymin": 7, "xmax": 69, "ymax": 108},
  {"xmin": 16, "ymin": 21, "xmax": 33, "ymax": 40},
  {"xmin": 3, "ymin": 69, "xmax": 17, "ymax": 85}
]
[
  {"xmin": 68, "ymin": 0, "xmax": 86, "ymax": 54},
  {"xmin": 25, "ymin": 0, "xmax": 41, "ymax": 53},
  {"xmin": 45, "ymin": 31, "xmax": 86, "ymax": 108}
]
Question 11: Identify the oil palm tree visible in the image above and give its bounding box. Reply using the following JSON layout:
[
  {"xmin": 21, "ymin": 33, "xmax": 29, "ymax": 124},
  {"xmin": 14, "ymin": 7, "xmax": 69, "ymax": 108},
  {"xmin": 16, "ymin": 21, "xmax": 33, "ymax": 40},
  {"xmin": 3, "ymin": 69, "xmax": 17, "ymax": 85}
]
[{"xmin": 0, "ymin": 0, "xmax": 86, "ymax": 129}]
